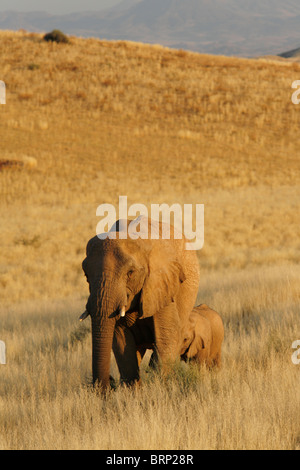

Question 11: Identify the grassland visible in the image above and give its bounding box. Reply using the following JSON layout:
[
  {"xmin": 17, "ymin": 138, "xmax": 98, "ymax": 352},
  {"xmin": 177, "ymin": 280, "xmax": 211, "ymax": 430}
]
[{"xmin": 0, "ymin": 30, "xmax": 299, "ymax": 450}]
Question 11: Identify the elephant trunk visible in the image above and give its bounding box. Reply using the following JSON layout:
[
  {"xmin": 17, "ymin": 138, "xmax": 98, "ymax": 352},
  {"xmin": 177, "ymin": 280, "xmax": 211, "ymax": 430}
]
[
  {"xmin": 91, "ymin": 315, "xmax": 115, "ymax": 391},
  {"xmin": 90, "ymin": 276, "xmax": 126, "ymax": 391}
]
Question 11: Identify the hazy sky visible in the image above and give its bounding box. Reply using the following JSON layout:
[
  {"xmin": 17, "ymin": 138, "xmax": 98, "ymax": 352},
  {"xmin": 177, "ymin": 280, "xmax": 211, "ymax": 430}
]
[{"xmin": 0, "ymin": 0, "xmax": 121, "ymax": 14}]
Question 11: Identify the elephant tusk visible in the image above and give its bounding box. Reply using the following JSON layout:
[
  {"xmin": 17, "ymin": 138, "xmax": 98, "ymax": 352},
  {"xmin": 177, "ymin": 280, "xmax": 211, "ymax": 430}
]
[
  {"xmin": 108, "ymin": 306, "xmax": 126, "ymax": 319},
  {"xmin": 79, "ymin": 310, "xmax": 89, "ymax": 322},
  {"xmin": 120, "ymin": 306, "xmax": 126, "ymax": 317}
]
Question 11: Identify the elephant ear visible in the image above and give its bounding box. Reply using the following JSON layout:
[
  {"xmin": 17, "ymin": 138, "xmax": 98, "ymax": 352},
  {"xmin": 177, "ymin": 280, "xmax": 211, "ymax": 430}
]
[
  {"xmin": 138, "ymin": 249, "xmax": 186, "ymax": 319},
  {"xmin": 188, "ymin": 316, "xmax": 211, "ymax": 358},
  {"xmin": 188, "ymin": 333, "xmax": 206, "ymax": 358}
]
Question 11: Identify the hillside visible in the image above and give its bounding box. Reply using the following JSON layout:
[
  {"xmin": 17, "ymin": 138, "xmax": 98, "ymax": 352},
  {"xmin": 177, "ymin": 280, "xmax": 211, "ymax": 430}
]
[
  {"xmin": 0, "ymin": 30, "xmax": 299, "ymax": 451},
  {"xmin": 1, "ymin": 0, "xmax": 300, "ymax": 56},
  {"xmin": 279, "ymin": 46, "xmax": 300, "ymax": 59},
  {"xmin": 0, "ymin": 29, "xmax": 299, "ymax": 303}
]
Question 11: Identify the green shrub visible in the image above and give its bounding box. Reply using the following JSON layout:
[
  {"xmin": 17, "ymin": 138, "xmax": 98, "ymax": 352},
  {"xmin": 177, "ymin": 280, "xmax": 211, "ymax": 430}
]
[
  {"xmin": 28, "ymin": 63, "xmax": 40, "ymax": 71},
  {"xmin": 43, "ymin": 29, "xmax": 69, "ymax": 44}
]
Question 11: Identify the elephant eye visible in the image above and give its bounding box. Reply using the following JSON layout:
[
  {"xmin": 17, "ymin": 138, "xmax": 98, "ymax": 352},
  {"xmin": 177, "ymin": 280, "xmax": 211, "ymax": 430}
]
[{"xmin": 127, "ymin": 269, "xmax": 134, "ymax": 279}]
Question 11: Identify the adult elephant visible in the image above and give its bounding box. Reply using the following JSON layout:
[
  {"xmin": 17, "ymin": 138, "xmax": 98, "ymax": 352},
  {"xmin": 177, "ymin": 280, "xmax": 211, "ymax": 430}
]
[{"xmin": 80, "ymin": 216, "xmax": 200, "ymax": 391}]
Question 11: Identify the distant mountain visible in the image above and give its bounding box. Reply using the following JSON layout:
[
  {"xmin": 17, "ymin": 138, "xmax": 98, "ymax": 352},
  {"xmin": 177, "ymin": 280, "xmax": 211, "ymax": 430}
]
[
  {"xmin": 278, "ymin": 47, "xmax": 300, "ymax": 59},
  {"xmin": 1, "ymin": 0, "xmax": 300, "ymax": 57}
]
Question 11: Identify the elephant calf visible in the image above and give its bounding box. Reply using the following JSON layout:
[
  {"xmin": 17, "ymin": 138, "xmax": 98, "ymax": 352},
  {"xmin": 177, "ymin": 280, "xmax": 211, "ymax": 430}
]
[{"xmin": 180, "ymin": 304, "xmax": 224, "ymax": 367}]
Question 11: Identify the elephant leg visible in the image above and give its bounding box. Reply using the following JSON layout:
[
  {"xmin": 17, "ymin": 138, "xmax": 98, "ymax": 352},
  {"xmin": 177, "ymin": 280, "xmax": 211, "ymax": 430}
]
[
  {"xmin": 113, "ymin": 324, "xmax": 140, "ymax": 386},
  {"xmin": 210, "ymin": 351, "xmax": 222, "ymax": 368},
  {"xmin": 154, "ymin": 302, "xmax": 181, "ymax": 370},
  {"xmin": 136, "ymin": 346, "xmax": 147, "ymax": 368},
  {"xmin": 129, "ymin": 317, "xmax": 155, "ymax": 368},
  {"xmin": 195, "ymin": 348, "xmax": 210, "ymax": 367},
  {"xmin": 148, "ymin": 347, "xmax": 159, "ymax": 369}
]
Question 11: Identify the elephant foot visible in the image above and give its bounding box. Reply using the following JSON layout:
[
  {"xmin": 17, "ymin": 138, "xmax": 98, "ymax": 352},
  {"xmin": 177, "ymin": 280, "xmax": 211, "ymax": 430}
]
[
  {"xmin": 109, "ymin": 375, "xmax": 118, "ymax": 390},
  {"xmin": 120, "ymin": 375, "xmax": 141, "ymax": 389}
]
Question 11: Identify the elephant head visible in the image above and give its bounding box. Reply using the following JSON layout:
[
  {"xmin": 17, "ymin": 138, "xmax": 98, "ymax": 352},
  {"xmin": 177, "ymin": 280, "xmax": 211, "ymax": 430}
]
[{"xmin": 81, "ymin": 217, "xmax": 199, "ymax": 391}]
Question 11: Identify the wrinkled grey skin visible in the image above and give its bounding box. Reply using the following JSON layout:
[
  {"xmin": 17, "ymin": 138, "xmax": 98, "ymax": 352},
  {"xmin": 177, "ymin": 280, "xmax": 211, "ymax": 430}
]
[
  {"xmin": 149, "ymin": 304, "xmax": 224, "ymax": 369},
  {"xmin": 180, "ymin": 304, "xmax": 224, "ymax": 367},
  {"xmin": 81, "ymin": 218, "xmax": 200, "ymax": 391}
]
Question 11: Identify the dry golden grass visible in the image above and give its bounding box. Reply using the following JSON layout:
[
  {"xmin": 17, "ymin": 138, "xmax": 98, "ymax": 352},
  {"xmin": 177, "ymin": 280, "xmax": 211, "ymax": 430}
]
[
  {"xmin": 0, "ymin": 267, "xmax": 299, "ymax": 450},
  {"xmin": 0, "ymin": 30, "xmax": 299, "ymax": 450}
]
